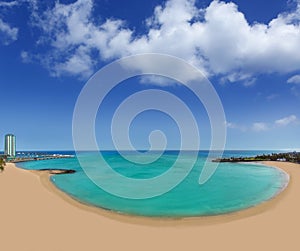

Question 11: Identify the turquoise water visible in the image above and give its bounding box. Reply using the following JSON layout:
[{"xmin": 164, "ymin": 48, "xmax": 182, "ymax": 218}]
[{"xmin": 18, "ymin": 151, "xmax": 288, "ymax": 217}]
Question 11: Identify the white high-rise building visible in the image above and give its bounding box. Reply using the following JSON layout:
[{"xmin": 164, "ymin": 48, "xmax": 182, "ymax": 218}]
[{"xmin": 4, "ymin": 134, "xmax": 16, "ymax": 157}]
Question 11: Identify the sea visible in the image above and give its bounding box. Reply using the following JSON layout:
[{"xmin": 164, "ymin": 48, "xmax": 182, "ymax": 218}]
[{"xmin": 17, "ymin": 150, "xmax": 288, "ymax": 217}]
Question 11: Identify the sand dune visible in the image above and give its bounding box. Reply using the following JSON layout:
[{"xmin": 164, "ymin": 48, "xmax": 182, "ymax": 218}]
[{"xmin": 0, "ymin": 161, "xmax": 299, "ymax": 251}]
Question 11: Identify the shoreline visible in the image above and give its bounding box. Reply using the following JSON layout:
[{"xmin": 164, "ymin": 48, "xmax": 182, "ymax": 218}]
[
  {"xmin": 1, "ymin": 161, "xmax": 300, "ymax": 250},
  {"xmin": 17, "ymin": 161, "xmax": 292, "ymax": 225}
]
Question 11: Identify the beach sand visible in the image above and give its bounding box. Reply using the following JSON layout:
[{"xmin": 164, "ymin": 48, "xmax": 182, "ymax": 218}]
[{"xmin": 0, "ymin": 161, "xmax": 299, "ymax": 251}]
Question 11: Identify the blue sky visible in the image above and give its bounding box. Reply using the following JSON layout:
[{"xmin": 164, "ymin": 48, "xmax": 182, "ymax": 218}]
[{"xmin": 0, "ymin": 0, "xmax": 300, "ymax": 151}]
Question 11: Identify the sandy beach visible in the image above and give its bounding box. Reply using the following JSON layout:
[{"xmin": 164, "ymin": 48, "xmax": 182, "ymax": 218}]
[{"xmin": 0, "ymin": 161, "xmax": 299, "ymax": 251}]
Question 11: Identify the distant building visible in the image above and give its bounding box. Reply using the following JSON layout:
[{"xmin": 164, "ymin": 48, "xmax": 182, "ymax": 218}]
[
  {"xmin": 4, "ymin": 134, "xmax": 16, "ymax": 157},
  {"xmin": 277, "ymin": 158, "xmax": 287, "ymax": 162}
]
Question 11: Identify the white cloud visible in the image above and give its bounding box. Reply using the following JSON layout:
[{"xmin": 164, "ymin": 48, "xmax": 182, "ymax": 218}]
[
  {"xmin": 53, "ymin": 46, "xmax": 94, "ymax": 78},
  {"xmin": 226, "ymin": 122, "xmax": 236, "ymax": 129},
  {"xmin": 139, "ymin": 75, "xmax": 176, "ymax": 86},
  {"xmin": 0, "ymin": 18, "xmax": 18, "ymax": 45},
  {"xmin": 275, "ymin": 115, "xmax": 297, "ymax": 126},
  {"xmin": 20, "ymin": 50, "xmax": 31, "ymax": 63},
  {"xmin": 252, "ymin": 122, "xmax": 269, "ymax": 132},
  {"xmin": 227, "ymin": 114, "xmax": 298, "ymax": 133},
  {"xmin": 0, "ymin": 1, "xmax": 18, "ymax": 7},
  {"xmin": 226, "ymin": 121, "xmax": 247, "ymax": 132},
  {"xmin": 0, "ymin": 1, "xmax": 19, "ymax": 45},
  {"xmin": 287, "ymin": 75, "xmax": 300, "ymax": 84},
  {"xmin": 23, "ymin": 0, "xmax": 300, "ymax": 80},
  {"xmin": 28, "ymin": 0, "xmax": 132, "ymax": 78}
]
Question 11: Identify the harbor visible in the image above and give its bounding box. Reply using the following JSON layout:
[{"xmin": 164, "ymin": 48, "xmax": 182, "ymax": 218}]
[{"xmin": 7, "ymin": 153, "xmax": 74, "ymax": 163}]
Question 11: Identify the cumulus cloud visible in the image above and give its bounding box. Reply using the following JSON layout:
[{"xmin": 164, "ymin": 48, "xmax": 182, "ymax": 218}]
[
  {"xmin": 28, "ymin": 0, "xmax": 133, "ymax": 78},
  {"xmin": 252, "ymin": 122, "xmax": 269, "ymax": 132},
  {"xmin": 275, "ymin": 115, "xmax": 297, "ymax": 126},
  {"xmin": 0, "ymin": 1, "xmax": 18, "ymax": 7},
  {"xmin": 20, "ymin": 0, "xmax": 300, "ymax": 80},
  {"xmin": 20, "ymin": 50, "xmax": 31, "ymax": 63},
  {"xmin": 226, "ymin": 121, "xmax": 247, "ymax": 132},
  {"xmin": 53, "ymin": 46, "xmax": 95, "ymax": 78},
  {"xmin": 0, "ymin": 1, "xmax": 19, "ymax": 45},
  {"xmin": 227, "ymin": 114, "xmax": 298, "ymax": 133},
  {"xmin": 0, "ymin": 18, "xmax": 18, "ymax": 45},
  {"xmin": 139, "ymin": 75, "xmax": 175, "ymax": 86},
  {"xmin": 287, "ymin": 75, "xmax": 300, "ymax": 84},
  {"xmin": 226, "ymin": 122, "xmax": 236, "ymax": 129}
]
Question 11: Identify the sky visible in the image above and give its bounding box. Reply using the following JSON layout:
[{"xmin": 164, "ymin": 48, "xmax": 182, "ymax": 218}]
[{"xmin": 0, "ymin": 0, "xmax": 300, "ymax": 151}]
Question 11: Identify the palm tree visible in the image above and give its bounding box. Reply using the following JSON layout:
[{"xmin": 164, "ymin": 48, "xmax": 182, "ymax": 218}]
[{"xmin": 0, "ymin": 158, "xmax": 6, "ymax": 172}]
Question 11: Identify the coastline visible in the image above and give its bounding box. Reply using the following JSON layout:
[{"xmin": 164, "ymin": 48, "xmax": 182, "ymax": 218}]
[
  {"xmin": 1, "ymin": 161, "xmax": 300, "ymax": 250},
  {"xmin": 36, "ymin": 162, "xmax": 291, "ymax": 225}
]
